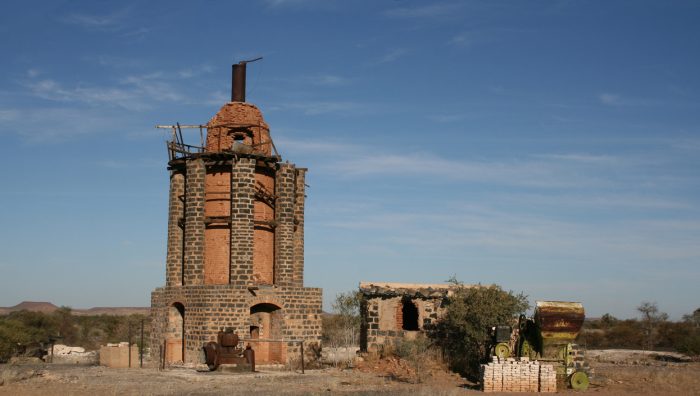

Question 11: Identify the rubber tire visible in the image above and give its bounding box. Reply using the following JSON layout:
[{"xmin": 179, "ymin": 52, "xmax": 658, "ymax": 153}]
[
  {"xmin": 570, "ymin": 371, "xmax": 589, "ymax": 390},
  {"xmin": 494, "ymin": 343, "xmax": 510, "ymax": 358}
]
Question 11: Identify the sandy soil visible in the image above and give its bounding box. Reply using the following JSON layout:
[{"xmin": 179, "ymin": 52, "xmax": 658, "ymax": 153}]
[{"xmin": 1, "ymin": 350, "xmax": 698, "ymax": 395}]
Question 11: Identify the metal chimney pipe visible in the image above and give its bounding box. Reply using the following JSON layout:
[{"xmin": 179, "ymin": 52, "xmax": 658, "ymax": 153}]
[{"xmin": 231, "ymin": 62, "xmax": 246, "ymax": 102}]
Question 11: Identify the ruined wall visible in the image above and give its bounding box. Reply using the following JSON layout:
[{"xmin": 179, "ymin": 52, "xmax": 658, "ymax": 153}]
[
  {"xmin": 205, "ymin": 102, "xmax": 271, "ymax": 156},
  {"xmin": 359, "ymin": 283, "xmax": 451, "ymax": 353}
]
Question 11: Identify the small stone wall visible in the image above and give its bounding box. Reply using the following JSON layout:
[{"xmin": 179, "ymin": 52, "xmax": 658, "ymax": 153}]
[
  {"xmin": 480, "ymin": 357, "xmax": 556, "ymax": 393},
  {"xmin": 359, "ymin": 282, "xmax": 452, "ymax": 352}
]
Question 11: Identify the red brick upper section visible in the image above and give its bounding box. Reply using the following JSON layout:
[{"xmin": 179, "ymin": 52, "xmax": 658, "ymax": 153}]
[{"xmin": 206, "ymin": 102, "xmax": 272, "ymax": 156}]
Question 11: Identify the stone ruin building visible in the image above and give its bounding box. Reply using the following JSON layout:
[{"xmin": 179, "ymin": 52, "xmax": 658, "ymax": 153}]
[
  {"xmin": 151, "ymin": 61, "xmax": 322, "ymax": 365},
  {"xmin": 359, "ymin": 282, "xmax": 453, "ymax": 353}
]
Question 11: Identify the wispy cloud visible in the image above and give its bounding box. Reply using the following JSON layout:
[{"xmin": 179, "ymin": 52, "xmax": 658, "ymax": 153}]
[
  {"xmin": 97, "ymin": 158, "xmax": 161, "ymax": 169},
  {"xmin": 0, "ymin": 109, "xmax": 20, "ymax": 121},
  {"xmin": 328, "ymin": 152, "xmax": 607, "ymax": 188},
  {"xmin": 20, "ymin": 66, "xmax": 212, "ymax": 110},
  {"xmin": 262, "ymin": 0, "xmax": 315, "ymax": 8},
  {"xmin": 376, "ymin": 48, "xmax": 409, "ymax": 64},
  {"xmin": 25, "ymin": 78, "xmax": 142, "ymax": 109},
  {"xmin": 176, "ymin": 65, "xmax": 214, "ymax": 79},
  {"xmin": 428, "ymin": 114, "xmax": 465, "ymax": 123},
  {"xmin": 61, "ymin": 8, "xmax": 131, "ymax": 31},
  {"xmin": 599, "ymin": 93, "xmax": 622, "ymax": 106},
  {"xmin": 274, "ymin": 137, "xmax": 360, "ymax": 155},
  {"xmin": 309, "ymin": 74, "xmax": 350, "ymax": 87},
  {"xmin": 0, "ymin": 107, "xmax": 145, "ymax": 142},
  {"xmin": 449, "ymin": 32, "xmax": 474, "ymax": 47},
  {"xmin": 499, "ymin": 192, "xmax": 692, "ymax": 210},
  {"xmin": 533, "ymin": 153, "xmax": 619, "ymax": 164},
  {"xmin": 599, "ymin": 92, "xmax": 657, "ymax": 107},
  {"xmin": 384, "ymin": 3, "xmax": 463, "ymax": 19},
  {"xmin": 269, "ymin": 100, "xmax": 369, "ymax": 115},
  {"xmin": 61, "ymin": 7, "xmax": 150, "ymax": 38}
]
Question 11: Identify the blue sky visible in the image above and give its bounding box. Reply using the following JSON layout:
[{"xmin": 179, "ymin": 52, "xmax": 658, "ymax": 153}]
[{"xmin": 0, "ymin": 1, "xmax": 698, "ymax": 319}]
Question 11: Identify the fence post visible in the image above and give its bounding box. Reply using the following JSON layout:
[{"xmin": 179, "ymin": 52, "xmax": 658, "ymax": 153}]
[{"xmin": 300, "ymin": 341, "xmax": 305, "ymax": 374}]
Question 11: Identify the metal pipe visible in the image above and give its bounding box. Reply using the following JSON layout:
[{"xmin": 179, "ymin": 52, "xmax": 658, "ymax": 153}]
[
  {"xmin": 232, "ymin": 63, "xmax": 246, "ymax": 102},
  {"xmin": 231, "ymin": 57, "xmax": 262, "ymax": 102}
]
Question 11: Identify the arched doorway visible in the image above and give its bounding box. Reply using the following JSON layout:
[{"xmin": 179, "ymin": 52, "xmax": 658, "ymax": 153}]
[
  {"xmin": 166, "ymin": 302, "xmax": 185, "ymax": 363},
  {"xmin": 249, "ymin": 303, "xmax": 285, "ymax": 363}
]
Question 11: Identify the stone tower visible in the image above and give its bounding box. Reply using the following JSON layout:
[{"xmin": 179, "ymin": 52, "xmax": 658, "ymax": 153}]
[{"xmin": 150, "ymin": 61, "xmax": 322, "ymax": 365}]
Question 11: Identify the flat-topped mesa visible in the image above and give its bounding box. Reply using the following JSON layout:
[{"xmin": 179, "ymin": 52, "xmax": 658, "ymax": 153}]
[{"xmin": 205, "ymin": 102, "xmax": 272, "ymax": 156}]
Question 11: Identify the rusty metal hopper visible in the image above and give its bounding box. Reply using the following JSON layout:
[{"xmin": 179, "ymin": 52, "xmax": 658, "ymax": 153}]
[{"xmin": 534, "ymin": 301, "xmax": 585, "ymax": 358}]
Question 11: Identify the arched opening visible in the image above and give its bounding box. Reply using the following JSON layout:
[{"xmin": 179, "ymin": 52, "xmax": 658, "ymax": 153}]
[
  {"xmin": 401, "ymin": 299, "xmax": 419, "ymax": 331},
  {"xmin": 166, "ymin": 302, "xmax": 185, "ymax": 363},
  {"xmin": 249, "ymin": 303, "xmax": 285, "ymax": 363}
]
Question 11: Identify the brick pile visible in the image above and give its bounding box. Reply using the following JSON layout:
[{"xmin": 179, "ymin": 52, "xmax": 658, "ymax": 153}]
[{"xmin": 481, "ymin": 356, "xmax": 556, "ymax": 393}]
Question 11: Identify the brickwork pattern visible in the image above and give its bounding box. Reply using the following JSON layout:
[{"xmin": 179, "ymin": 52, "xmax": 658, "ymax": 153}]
[
  {"xmin": 183, "ymin": 159, "xmax": 205, "ymax": 285},
  {"xmin": 165, "ymin": 171, "xmax": 185, "ymax": 286},
  {"xmin": 230, "ymin": 158, "xmax": 256, "ymax": 285},
  {"xmin": 480, "ymin": 357, "xmax": 556, "ymax": 393},
  {"xmin": 274, "ymin": 164, "xmax": 296, "ymax": 286},
  {"xmin": 204, "ymin": 168, "xmax": 231, "ymax": 284},
  {"xmin": 205, "ymin": 102, "xmax": 271, "ymax": 155},
  {"xmin": 292, "ymin": 169, "xmax": 306, "ymax": 286},
  {"xmin": 151, "ymin": 285, "xmax": 322, "ymax": 364}
]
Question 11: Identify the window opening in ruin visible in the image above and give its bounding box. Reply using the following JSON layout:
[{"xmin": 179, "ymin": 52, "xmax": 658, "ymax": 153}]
[
  {"xmin": 401, "ymin": 299, "xmax": 419, "ymax": 331},
  {"xmin": 250, "ymin": 326, "xmax": 260, "ymax": 339}
]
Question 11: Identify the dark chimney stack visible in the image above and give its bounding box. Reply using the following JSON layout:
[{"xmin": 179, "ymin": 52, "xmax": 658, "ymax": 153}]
[
  {"xmin": 231, "ymin": 63, "xmax": 246, "ymax": 102},
  {"xmin": 231, "ymin": 57, "xmax": 262, "ymax": 103}
]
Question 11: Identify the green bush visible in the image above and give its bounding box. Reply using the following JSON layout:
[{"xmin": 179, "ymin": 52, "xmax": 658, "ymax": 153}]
[{"xmin": 431, "ymin": 279, "xmax": 528, "ymax": 379}]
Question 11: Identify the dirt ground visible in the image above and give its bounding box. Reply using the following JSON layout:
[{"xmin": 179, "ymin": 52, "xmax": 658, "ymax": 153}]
[{"xmin": 1, "ymin": 351, "xmax": 699, "ymax": 395}]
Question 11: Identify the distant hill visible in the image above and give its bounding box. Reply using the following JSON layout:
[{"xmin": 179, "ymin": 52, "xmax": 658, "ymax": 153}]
[
  {"xmin": 0, "ymin": 301, "xmax": 59, "ymax": 315},
  {"xmin": 0, "ymin": 301, "xmax": 149, "ymax": 316}
]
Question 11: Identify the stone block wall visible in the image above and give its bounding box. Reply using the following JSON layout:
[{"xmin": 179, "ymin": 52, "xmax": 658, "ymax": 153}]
[
  {"xmin": 150, "ymin": 285, "xmax": 322, "ymax": 364},
  {"xmin": 274, "ymin": 164, "xmax": 296, "ymax": 286},
  {"xmin": 292, "ymin": 168, "xmax": 306, "ymax": 286},
  {"xmin": 165, "ymin": 171, "xmax": 184, "ymax": 287},
  {"xmin": 183, "ymin": 159, "xmax": 205, "ymax": 285},
  {"xmin": 229, "ymin": 157, "xmax": 256, "ymax": 285},
  {"xmin": 359, "ymin": 282, "xmax": 451, "ymax": 353}
]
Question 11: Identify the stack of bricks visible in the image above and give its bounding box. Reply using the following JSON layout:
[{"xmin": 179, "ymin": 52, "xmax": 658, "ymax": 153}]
[
  {"xmin": 481, "ymin": 356, "xmax": 557, "ymax": 393},
  {"xmin": 538, "ymin": 364, "xmax": 556, "ymax": 393}
]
